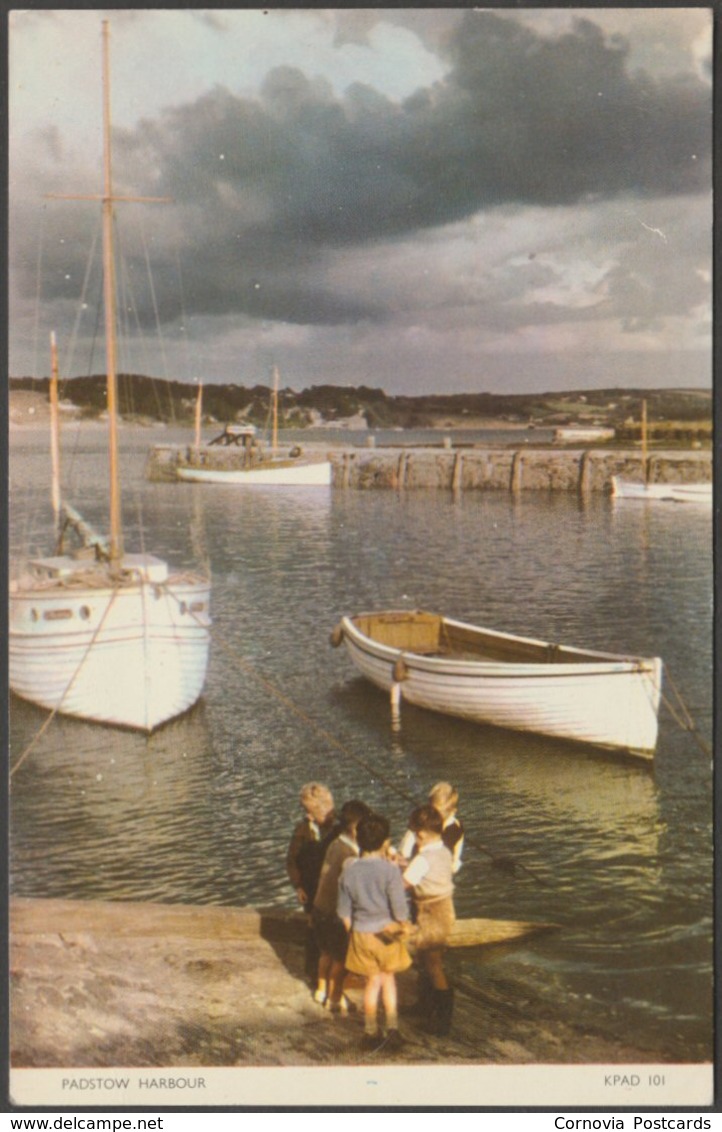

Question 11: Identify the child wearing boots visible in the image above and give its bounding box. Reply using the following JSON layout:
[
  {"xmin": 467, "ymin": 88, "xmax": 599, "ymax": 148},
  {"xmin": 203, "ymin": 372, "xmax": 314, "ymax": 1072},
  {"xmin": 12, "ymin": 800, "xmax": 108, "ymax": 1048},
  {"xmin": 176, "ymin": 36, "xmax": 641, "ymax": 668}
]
[
  {"xmin": 311, "ymin": 798, "xmax": 370, "ymax": 1011},
  {"xmin": 402, "ymin": 803, "xmax": 456, "ymax": 1036},
  {"xmin": 337, "ymin": 813, "xmax": 412, "ymax": 1052}
]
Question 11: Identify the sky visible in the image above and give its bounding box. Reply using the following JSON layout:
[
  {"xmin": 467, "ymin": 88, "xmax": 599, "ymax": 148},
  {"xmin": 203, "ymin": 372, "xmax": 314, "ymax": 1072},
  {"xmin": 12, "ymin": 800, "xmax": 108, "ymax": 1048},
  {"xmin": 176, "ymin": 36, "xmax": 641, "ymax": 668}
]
[{"xmin": 8, "ymin": 8, "xmax": 713, "ymax": 394}]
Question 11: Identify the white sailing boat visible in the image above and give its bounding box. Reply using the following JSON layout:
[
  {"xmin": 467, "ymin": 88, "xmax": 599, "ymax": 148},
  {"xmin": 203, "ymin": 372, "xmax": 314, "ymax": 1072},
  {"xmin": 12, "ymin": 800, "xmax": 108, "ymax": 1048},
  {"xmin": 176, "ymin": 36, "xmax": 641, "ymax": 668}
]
[
  {"xmin": 611, "ymin": 400, "xmax": 711, "ymax": 504},
  {"xmin": 8, "ymin": 22, "xmax": 211, "ymax": 732},
  {"xmin": 177, "ymin": 365, "xmax": 332, "ymax": 486}
]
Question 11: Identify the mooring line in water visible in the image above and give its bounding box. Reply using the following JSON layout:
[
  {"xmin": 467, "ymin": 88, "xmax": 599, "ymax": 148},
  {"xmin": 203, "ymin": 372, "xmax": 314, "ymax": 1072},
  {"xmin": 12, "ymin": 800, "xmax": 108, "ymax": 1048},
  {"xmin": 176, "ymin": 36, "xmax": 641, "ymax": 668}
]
[
  {"xmin": 10, "ymin": 584, "xmax": 122, "ymax": 783},
  {"xmin": 211, "ymin": 629, "xmax": 550, "ymax": 887},
  {"xmin": 660, "ymin": 668, "xmax": 712, "ymax": 760}
]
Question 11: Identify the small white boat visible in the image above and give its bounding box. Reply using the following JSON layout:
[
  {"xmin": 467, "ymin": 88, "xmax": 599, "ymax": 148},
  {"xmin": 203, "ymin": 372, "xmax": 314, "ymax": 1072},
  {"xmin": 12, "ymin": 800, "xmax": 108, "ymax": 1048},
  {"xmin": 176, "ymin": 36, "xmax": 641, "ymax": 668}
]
[
  {"xmin": 177, "ymin": 458, "xmax": 331, "ymax": 486},
  {"xmin": 611, "ymin": 400, "xmax": 711, "ymax": 505},
  {"xmin": 9, "ymin": 23, "xmax": 211, "ymax": 732},
  {"xmin": 611, "ymin": 477, "xmax": 712, "ymax": 504},
  {"xmin": 666, "ymin": 483, "xmax": 712, "ymax": 504},
  {"xmin": 332, "ymin": 610, "xmax": 663, "ymax": 758},
  {"xmin": 177, "ymin": 366, "xmax": 331, "ymax": 487}
]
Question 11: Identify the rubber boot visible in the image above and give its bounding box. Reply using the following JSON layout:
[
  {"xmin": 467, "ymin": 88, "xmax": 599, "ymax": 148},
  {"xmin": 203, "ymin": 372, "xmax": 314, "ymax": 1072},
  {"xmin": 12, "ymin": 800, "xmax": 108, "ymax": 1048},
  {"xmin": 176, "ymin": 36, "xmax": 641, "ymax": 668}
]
[
  {"xmin": 430, "ymin": 988, "xmax": 454, "ymax": 1037},
  {"xmin": 408, "ymin": 970, "xmax": 433, "ymax": 1018}
]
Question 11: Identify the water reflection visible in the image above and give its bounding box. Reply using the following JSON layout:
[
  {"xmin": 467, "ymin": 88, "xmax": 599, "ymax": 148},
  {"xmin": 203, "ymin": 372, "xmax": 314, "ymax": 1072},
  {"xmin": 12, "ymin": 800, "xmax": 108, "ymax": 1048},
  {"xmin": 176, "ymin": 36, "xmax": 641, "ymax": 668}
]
[
  {"xmin": 8, "ymin": 426, "xmax": 713, "ymax": 1056},
  {"xmin": 10, "ymin": 700, "xmax": 218, "ymax": 903},
  {"xmin": 332, "ymin": 677, "xmax": 661, "ymax": 847}
]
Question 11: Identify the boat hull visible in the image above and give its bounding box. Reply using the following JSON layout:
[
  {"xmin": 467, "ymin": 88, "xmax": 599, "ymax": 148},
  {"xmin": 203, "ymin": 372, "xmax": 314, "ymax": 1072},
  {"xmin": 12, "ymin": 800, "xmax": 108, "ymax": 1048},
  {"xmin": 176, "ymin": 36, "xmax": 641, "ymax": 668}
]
[
  {"xmin": 177, "ymin": 461, "xmax": 331, "ymax": 486},
  {"xmin": 338, "ymin": 611, "xmax": 662, "ymax": 758},
  {"xmin": 9, "ymin": 571, "xmax": 211, "ymax": 731},
  {"xmin": 611, "ymin": 476, "xmax": 712, "ymax": 504}
]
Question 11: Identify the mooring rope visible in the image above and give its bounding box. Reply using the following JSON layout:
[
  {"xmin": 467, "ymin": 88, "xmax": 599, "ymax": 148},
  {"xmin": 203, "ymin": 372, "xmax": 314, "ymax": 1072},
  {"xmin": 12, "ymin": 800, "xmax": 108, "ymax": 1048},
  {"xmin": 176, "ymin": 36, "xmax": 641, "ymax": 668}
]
[
  {"xmin": 207, "ymin": 625, "xmax": 550, "ymax": 887},
  {"xmin": 660, "ymin": 667, "xmax": 712, "ymax": 759},
  {"xmin": 9, "ymin": 581, "xmax": 123, "ymax": 782},
  {"xmin": 12, "ymin": 571, "xmax": 709, "ymax": 883}
]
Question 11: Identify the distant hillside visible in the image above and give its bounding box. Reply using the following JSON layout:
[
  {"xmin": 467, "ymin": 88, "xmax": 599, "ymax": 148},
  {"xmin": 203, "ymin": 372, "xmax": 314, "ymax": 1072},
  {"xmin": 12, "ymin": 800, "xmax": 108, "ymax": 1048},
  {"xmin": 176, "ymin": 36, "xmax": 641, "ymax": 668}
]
[{"xmin": 8, "ymin": 374, "xmax": 712, "ymax": 435}]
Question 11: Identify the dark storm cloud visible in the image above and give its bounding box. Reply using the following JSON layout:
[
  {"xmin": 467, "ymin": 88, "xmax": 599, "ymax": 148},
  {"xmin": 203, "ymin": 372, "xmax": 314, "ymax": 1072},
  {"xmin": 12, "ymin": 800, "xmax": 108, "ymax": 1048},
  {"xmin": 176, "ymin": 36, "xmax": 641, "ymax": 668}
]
[
  {"xmin": 20, "ymin": 11, "xmax": 710, "ymax": 334},
  {"xmin": 149, "ymin": 11, "xmax": 709, "ymax": 235}
]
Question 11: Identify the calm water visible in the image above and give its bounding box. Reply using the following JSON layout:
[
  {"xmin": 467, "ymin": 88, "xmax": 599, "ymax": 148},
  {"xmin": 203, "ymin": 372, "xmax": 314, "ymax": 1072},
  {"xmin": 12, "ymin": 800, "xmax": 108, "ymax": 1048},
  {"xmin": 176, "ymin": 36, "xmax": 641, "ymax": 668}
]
[{"xmin": 8, "ymin": 425, "xmax": 714, "ymax": 1060}]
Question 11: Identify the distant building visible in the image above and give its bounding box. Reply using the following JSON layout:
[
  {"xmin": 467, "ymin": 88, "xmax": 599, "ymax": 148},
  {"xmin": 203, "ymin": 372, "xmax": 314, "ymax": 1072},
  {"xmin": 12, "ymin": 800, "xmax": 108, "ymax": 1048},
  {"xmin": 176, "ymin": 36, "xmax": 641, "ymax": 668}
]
[{"xmin": 553, "ymin": 426, "xmax": 615, "ymax": 444}]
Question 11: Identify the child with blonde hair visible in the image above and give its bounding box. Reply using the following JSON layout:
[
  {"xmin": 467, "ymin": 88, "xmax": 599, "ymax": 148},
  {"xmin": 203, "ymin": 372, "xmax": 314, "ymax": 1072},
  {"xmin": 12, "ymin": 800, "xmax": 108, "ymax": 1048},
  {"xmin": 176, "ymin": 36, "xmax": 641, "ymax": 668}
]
[
  {"xmin": 403, "ymin": 803, "xmax": 456, "ymax": 1036},
  {"xmin": 399, "ymin": 782, "xmax": 464, "ymax": 874},
  {"xmin": 286, "ymin": 782, "xmax": 339, "ymax": 983}
]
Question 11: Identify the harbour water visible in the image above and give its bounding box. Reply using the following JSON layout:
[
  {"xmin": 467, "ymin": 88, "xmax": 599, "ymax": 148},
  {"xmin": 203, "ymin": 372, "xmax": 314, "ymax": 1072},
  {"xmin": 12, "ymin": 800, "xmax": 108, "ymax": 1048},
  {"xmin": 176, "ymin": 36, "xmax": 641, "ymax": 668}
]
[{"xmin": 8, "ymin": 424, "xmax": 714, "ymax": 1062}]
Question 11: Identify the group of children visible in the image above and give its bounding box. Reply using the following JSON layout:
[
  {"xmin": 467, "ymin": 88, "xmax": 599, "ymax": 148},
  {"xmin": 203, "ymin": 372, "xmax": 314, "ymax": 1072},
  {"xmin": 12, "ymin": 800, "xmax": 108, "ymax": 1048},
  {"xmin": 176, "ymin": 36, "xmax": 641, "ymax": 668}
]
[{"xmin": 286, "ymin": 780, "xmax": 464, "ymax": 1051}]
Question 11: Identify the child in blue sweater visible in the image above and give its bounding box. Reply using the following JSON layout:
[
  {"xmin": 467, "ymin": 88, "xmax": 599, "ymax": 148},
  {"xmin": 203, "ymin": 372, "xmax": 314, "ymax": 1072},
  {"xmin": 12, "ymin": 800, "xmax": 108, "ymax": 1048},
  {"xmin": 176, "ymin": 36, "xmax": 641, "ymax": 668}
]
[{"xmin": 337, "ymin": 813, "xmax": 412, "ymax": 1051}]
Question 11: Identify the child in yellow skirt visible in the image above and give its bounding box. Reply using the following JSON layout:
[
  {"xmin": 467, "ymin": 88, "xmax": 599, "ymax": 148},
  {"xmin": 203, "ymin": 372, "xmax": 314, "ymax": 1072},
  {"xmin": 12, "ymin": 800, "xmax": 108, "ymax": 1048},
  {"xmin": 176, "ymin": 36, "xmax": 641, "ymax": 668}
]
[{"xmin": 337, "ymin": 813, "xmax": 412, "ymax": 1051}]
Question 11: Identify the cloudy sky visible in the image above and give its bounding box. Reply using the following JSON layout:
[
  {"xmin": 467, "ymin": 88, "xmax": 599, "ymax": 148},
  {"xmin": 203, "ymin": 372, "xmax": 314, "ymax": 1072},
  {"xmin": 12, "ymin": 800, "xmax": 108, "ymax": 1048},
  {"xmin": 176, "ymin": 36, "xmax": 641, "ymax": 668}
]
[{"xmin": 9, "ymin": 8, "xmax": 713, "ymax": 394}]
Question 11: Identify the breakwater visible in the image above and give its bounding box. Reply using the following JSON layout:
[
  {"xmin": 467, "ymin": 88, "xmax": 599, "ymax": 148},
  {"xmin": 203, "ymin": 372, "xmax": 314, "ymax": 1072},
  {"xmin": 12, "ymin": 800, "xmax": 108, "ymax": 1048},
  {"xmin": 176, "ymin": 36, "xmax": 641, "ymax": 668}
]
[{"xmin": 147, "ymin": 442, "xmax": 711, "ymax": 493}]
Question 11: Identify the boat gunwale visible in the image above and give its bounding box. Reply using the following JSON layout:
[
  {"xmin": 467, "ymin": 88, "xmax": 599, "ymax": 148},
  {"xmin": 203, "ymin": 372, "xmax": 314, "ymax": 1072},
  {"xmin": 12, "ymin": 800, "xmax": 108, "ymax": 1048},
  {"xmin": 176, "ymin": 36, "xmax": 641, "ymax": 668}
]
[{"xmin": 341, "ymin": 611, "xmax": 661, "ymax": 676}]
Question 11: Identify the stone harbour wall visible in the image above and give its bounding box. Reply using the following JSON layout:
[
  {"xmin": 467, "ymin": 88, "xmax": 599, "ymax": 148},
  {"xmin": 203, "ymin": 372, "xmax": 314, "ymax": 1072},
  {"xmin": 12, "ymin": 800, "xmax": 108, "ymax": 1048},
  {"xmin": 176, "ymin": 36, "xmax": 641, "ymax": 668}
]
[
  {"xmin": 330, "ymin": 447, "xmax": 712, "ymax": 493},
  {"xmin": 146, "ymin": 442, "xmax": 712, "ymax": 493}
]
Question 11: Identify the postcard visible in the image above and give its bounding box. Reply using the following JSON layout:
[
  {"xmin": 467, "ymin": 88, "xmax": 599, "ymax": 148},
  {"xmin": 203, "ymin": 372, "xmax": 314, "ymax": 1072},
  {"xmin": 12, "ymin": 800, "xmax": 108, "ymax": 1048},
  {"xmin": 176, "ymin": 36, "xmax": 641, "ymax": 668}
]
[{"xmin": 6, "ymin": 6, "xmax": 714, "ymax": 1111}]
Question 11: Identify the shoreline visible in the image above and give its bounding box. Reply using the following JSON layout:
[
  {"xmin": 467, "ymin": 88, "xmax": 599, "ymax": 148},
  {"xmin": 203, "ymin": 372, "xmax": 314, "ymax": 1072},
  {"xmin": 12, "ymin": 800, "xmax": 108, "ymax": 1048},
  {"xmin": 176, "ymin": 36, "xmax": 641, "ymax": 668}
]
[{"xmin": 10, "ymin": 897, "xmax": 696, "ymax": 1069}]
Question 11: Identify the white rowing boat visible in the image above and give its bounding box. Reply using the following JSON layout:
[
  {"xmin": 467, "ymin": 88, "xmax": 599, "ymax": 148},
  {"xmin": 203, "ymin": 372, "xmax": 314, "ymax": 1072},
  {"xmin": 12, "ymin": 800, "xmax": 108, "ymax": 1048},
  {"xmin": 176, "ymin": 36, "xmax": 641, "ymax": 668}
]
[{"xmin": 332, "ymin": 610, "xmax": 663, "ymax": 758}]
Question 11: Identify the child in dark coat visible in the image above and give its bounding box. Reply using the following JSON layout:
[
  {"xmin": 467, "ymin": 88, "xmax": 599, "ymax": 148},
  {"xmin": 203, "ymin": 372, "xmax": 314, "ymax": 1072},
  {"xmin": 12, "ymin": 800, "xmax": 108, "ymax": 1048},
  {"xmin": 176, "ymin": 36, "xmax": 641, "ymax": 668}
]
[
  {"xmin": 286, "ymin": 782, "xmax": 339, "ymax": 982},
  {"xmin": 311, "ymin": 799, "xmax": 370, "ymax": 1011}
]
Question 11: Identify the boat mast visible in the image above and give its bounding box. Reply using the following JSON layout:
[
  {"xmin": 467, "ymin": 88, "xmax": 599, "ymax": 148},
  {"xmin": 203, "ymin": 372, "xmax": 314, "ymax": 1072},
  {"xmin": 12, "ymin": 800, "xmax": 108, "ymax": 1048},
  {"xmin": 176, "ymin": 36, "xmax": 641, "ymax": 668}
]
[
  {"xmin": 49, "ymin": 331, "xmax": 61, "ymax": 528},
  {"xmin": 101, "ymin": 20, "xmax": 123, "ymax": 563},
  {"xmin": 194, "ymin": 381, "xmax": 203, "ymax": 454},
  {"xmin": 47, "ymin": 20, "xmax": 171, "ymax": 561},
  {"xmin": 271, "ymin": 365, "xmax": 279, "ymax": 453},
  {"xmin": 641, "ymin": 399, "xmax": 648, "ymax": 484}
]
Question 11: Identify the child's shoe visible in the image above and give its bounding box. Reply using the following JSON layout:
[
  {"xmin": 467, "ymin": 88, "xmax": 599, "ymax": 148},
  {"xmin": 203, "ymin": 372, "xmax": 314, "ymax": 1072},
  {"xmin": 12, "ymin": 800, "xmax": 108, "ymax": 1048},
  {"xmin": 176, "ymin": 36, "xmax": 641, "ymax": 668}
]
[
  {"xmin": 382, "ymin": 1028, "xmax": 404, "ymax": 1052},
  {"xmin": 359, "ymin": 1032, "xmax": 381, "ymax": 1053},
  {"xmin": 313, "ymin": 988, "xmax": 327, "ymax": 1005},
  {"xmin": 324, "ymin": 993, "xmax": 353, "ymax": 1015}
]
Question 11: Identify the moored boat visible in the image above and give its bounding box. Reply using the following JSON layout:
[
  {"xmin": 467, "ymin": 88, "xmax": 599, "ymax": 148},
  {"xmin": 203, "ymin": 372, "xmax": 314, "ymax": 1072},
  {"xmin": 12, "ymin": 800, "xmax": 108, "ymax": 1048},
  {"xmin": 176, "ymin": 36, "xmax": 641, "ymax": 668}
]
[
  {"xmin": 176, "ymin": 366, "xmax": 332, "ymax": 487},
  {"xmin": 611, "ymin": 400, "xmax": 711, "ymax": 505},
  {"xmin": 8, "ymin": 22, "xmax": 211, "ymax": 732},
  {"xmin": 177, "ymin": 458, "xmax": 331, "ymax": 486},
  {"xmin": 332, "ymin": 610, "xmax": 663, "ymax": 758},
  {"xmin": 611, "ymin": 477, "xmax": 712, "ymax": 504}
]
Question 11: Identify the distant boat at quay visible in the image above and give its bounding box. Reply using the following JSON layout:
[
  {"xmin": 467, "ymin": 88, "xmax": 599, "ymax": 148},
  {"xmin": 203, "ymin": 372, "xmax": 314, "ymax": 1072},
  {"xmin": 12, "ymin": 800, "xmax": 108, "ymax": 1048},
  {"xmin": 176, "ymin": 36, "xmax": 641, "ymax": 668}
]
[
  {"xmin": 611, "ymin": 478, "xmax": 712, "ymax": 505},
  {"xmin": 611, "ymin": 400, "xmax": 711, "ymax": 505},
  {"xmin": 175, "ymin": 367, "xmax": 332, "ymax": 487}
]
